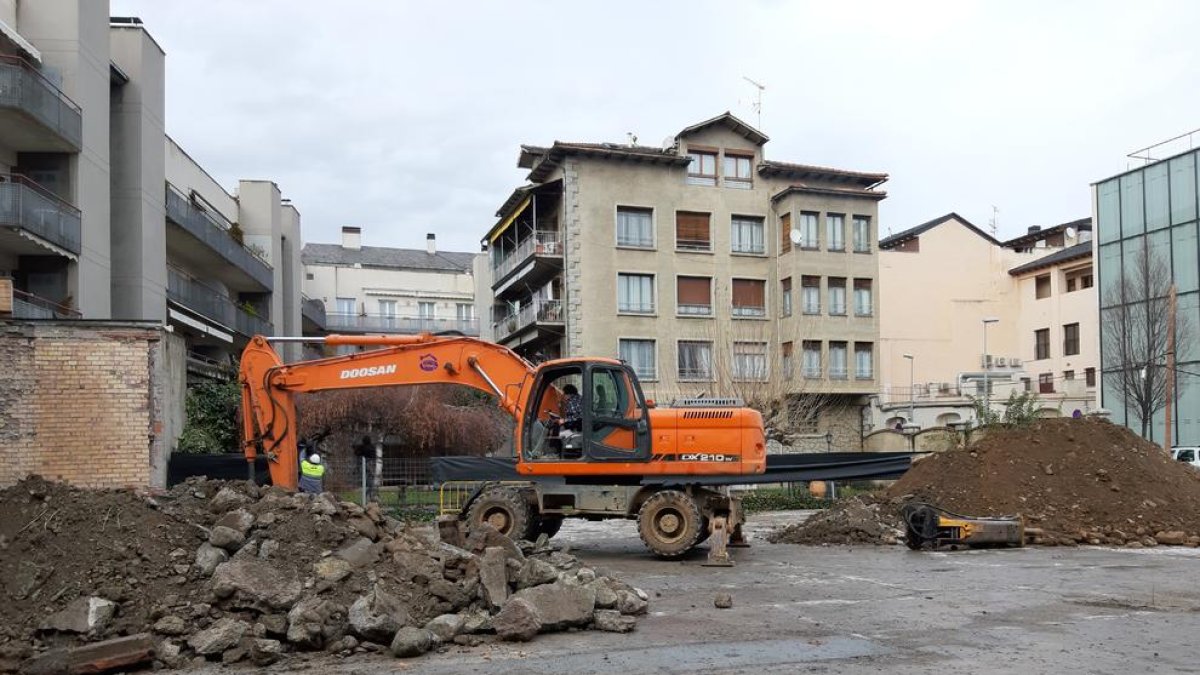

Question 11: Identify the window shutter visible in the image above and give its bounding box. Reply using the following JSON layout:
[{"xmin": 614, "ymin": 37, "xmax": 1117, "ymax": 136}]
[
  {"xmin": 732, "ymin": 279, "xmax": 765, "ymax": 307},
  {"xmin": 676, "ymin": 212, "xmax": 710, "ymax": 243},
  {"xmin": 677, "ymin": 276, "xmax": 711, "ymax": 305}
]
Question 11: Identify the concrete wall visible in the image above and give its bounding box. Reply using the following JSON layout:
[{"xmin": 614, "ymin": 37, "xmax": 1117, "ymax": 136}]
[
  {"xmin": 237, "ymin": 180, "xmax": 283, "ymax": 328},
  {"xmin": 1013, "ymin": 263, "xmax": 1098, "ymax": 415},
  {"xmin": 279, "ymin": 203, "xmax": 302, "ymax": 359},
  {"xmin": 0, "ymin": 321, "xmax": 184, "ymax": 488},
  {"xmin": 164, "ymin": 137, "xmax": 239, "ymax": 222},
  {"xmin": 304, "ymin": 259, "xmax": 476, "ymax": 316}
]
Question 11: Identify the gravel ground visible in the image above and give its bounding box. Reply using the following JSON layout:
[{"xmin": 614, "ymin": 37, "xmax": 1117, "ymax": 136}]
[{"xmin": 257, "ymin": 510, "xmax": 1200, "ymax": 674}]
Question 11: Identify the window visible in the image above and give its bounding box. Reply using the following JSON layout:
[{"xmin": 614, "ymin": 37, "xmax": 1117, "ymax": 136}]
[
  {"xmin": 829, "ymin": 342, "xmax": 848, "ymax": 379},
  {"xmin": 676, "ymin": 276, "xmax": 712, "ymax": 315},
  {"xmin": 802, "ymin": 341, "xmax": 821, "ymax": 378},
  {"xmin": 723, "ymin": 153, "xmax": 753, "ymax": 189},
  {"xmin": 1034, "ymin": 328, "xmax": 1050, "ymax": 360},
  {"xmin": 336, "ymin": 297, "xmax": 356, "ymax": 316},
  {"xmin": 678, "ymin": 340, "xmax": 713, "ymax": 380},
  {"xmin": 855, "ymin": 343, "xmax": 873, "ymax": 379},
  {"xmin": 782, "ymin": 341, "xmax": 794, "ymax": 379},
  {"xmin": 616, "ymin": 207, "xmax": 654, "ymax": 248},
  {"xmin": 853, "ymin": 279, "xmax": 873, "ymax": 316},
  {"xmin": 827, "ymin": 214, "xmax": 845, "ymax": 251},
  {"xmin": 305, "ymin": 272, "xmax": 314, "ymax": 280},
  {"xmin": 676, "ymin": 211, "xmax": 712, "ymax": 251},
  {"xmin": 456, "ymin": 303, "xmax": 474, "ymax": 321},
  {"xmin": 686, "ymin": 150, "xmax": 717, "ymax": 186},
  {"xmin": 1035, "ymin": 274, "xmax": 1051, "ymax": 299},
  {"xmin": 780, "ymin": 212, "xmax": 791, "ymax": 254},
  {"xmin": 1065, "ymin": 266, "xmax": 1093, "ymax": 292},
  {"xmin": 1064, "ymin": 370, "xmax": 1075, "ymax": 381},
  {"xmin": 619, "ymin": 339, "xmax": 656, "ymax": 380},
  {"xmin": 731, "ymin": 216, "xmax": 765, "ymax": 254},
  {"xmin": 780, "ymin": 277, "xmax": 793, "ymax": 317},
  {"xmin": 379, "ymin": 300, "xmax": 398, "ymax": 328},
  {"xmin": 732, "ymin": 279, "xmax": 766, "ymax": 317},
  {"xmin": 418, "ymin": 301, "xmax": 435, "ymax": 319},
  {"xmin": 853, "ymin": 216, "xmax": 871, "ymax": 253},
  {"xmin": 617, "ymin": 273, "xmax": 655, "ymax": 314},
  {"xmin": 828, "ymin": 277, "xmax": 847, "ymax": 316},
  {"xmin": 1063, "ymin": 323, "xmax": 1079, "ymax": 356},
  {"xmin": 801, "ymin": 276, "xmax": 820, "ymax": 314},
  {"xmin": 799, "ymin": 212, "xmax": 819, "ymax": 249},
  {"xmin": 1022, "ymin": 377, "xmax": 1032, "ymax": 392},
  {"xmin": 1085, "ymin": 367, "xmax": 1096, "ymax": 387},
  {"xmin": 1039, "ymin": 372, "xmax": 1055, "ymax": 394},
  {"xmin": 732, "ymin": 342, "xmax": 768, "ymax": 381}
]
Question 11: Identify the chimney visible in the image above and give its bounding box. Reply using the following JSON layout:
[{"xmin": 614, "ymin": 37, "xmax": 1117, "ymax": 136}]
[
  {"xmin": 341, "ymin": 226, "xmax": 361, "ymax": 250},
  {"xmin": 426, "ymin": 233, "xmax": 436, "ymax": 255}
]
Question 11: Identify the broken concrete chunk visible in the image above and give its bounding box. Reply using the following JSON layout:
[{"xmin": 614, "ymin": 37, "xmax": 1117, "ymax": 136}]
[
  {"xmin": 40, "ymin": 596, "xmax": 117, "ymax": 634},
  {"xmin": 348, "ymin": 588, "xmax": 410, "ymax": 643},
  {"xmin": 286, "ymin": 596, "xmax": 346, "ymax": 649},
  {"xmin": 617, "ymin": 590, "xmax": 649, "ymax": 615},
  {"xmin": 210, "ymin": 557, "xmax": 303, "ymax": 611},
  {"xmin": 194, "ymin": 542, "xmax": 228, "ymax": 578},
  {"xmin": 425, "ymin": 613, "xmax": 465, "ymax": 642},
  {"xmin": 460, "ymin": 609, "xmax": 492, "ymax": 635},
  {"xmin": 249, "ymin": 638, "xmax": 282, "ymax": 666},
  {"xmin": 492, "ymin": 597, "xmax": 541, "ymax": 642},
  {"xmin": 510, "ymin": 581, "xmax": 596, "ymax": 630},
  {"xmin": 517, "ymin": 557, "xmax": 559, "ymax": 589},
  {"xmin": 336, "ymin": 537, "xmax": 379, "ymax": 568},
  {"xmin": 209, "ymin": 525, "xmax": 246, "ymax": 551},
  {"xmin": 390, "ymin": 626, "xmax": 435, "ymax": 657},
  {"xmin": 209, "ymin": 487, "xmax": 252, "ymax": 513},
  {"xmin": 479, "ymin": 547, "xmax": 509, "ymax": 609},
  {"xmin": 187, "ymin": 618, "xmax": 249, "ymax": 656},
  {"xmin": 152, "ymin": 615, "xmax": 189, "ymax": 636},
  {"xmin": 215, "ymin": 508, "xmax": 255, "ymax": 534},
  {"xmin": 593, "ymin": 609, "xmax": 637, "ymax": 633},
  {"xmin": 348, "ymin": 515, "xmax": 379, "ymax": 541},
  {"xmin": 714, "ymin": 592, "xmax": 733, "ymax": 609},
  {"xmin": 589, "ymin": 579, "xmax": 618, "ymax": 609},
  {"xmin": 313, "ymin": 556, "xmax": 353, "ymax": 582}
]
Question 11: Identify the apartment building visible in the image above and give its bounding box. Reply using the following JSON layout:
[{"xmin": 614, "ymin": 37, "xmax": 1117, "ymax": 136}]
[
  {"xmin": 482, "ymin": 113, "xmax": 887, "ymax": 446},
  {"xmin": 303, "ymin": 228, "xmax": 479, "ymax": 344},
  {"xmin": 876, "ymin": 213, "xmax": 1097, "ymax": 429},
  {"xmin": 0, "ymin": 3, "xmax": 304, "ymax": 374}
]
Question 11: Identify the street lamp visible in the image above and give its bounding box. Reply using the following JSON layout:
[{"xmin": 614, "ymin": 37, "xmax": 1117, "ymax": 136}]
[
  {"xmin": 824, "ymin": 431, "xmax": 834, "ymax": 453},
  {"xmin": 902, "ymin": 353, "xmax": 915, "ymax": 427},
  {"xmin": 982, "ymin": 317, "xmax": 999, "ymax": 422}
]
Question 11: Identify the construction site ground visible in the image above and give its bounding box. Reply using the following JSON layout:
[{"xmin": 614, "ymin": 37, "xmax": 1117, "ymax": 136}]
[{"xmin": 256, "ymin": 510, "xmax": 1200, "ymax": 674}]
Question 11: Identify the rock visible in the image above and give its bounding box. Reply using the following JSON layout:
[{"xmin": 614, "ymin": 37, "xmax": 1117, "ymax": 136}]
[
  {"xmin": 313, "ymin": 556, "xmax": 353, "ymax": 582},
  {"xmin": 336, "ymin": 537, "xmax": 379, "ymax": 568},
  {"xmin": 210, "ymin": 487, "xmax": 252, "ymax": 513},
  {"xmin": 187, "ymin": 618, "xmax": 249, "ymax": 656},
  {"xmin": 714, "ymin": 592, "xmax": 733, "ymax": 609},
  {"xmin": 215, "ymin": 508, "xmax": 255, "ymax": 534},
  {"xmin": 258, "ymin": 539, "xmax": 280, "ymax": 559},
  {"xmin": 348, "ymin": 516, "xmax": 379, "ymax": 541},
  {"xmin": 40, "ymin": 596, "xmax": 117, "ymax": 634},
  {"xmin": 493, "ymin": 597, "xmax": 541, "ymax": 641},
  {"xmin": 209, "ymin": 525, "xmax": 246, "ymax": 551},
  {"xmin": 152, "ymin": 615, "xmax": 189, "ymax": 636},
  {"xmin": 157, "ymin": 640, "xmax": 186, "ymax": 669},
  {"xmin": 425, "ymin": 613, "xmax": 465, "ymax": 642},
  {"xmin": 479, "ymin": 546, "xmax": 509, "ymax": 609},
  {"xmin": 576, "ymin": 567, "xmax": 597, "ymax": 584},
  {"xmin": 211, "ymin": 557, "xmax": 303, "ymax": 611},
  {"xmin": 286, "ymin": 596, "xmax": 346, "ymax": 649},
  {"xmin": 260, "ymin": 614, "xmax": 288, "ymax": 637},
  {"xmin": 588, "ymin": 579, "xmax": 618, "ymax": 609},
  {"xmin": 310, "ymin": 494, "xmax": 338, "ymax": 516},
  {"xmin": 1125, "ymin": 541, "xmax": 1144, "ymax": 549},
  {"xmin": 348, "ymin": 588, "xmax": 410, "ymax": 643},
  {"xmin": 194, "ymin": 543, "xmax": 229, "ymax": 577},
  {"xmin": 221, "ymin": 640, "xmax": 249, "ymax": 664},
  {"xmin": 390, "ymin": 626, "xmax": 434, "ymax": 658},
  {"xmin": 249, "ymin": 638, "xmax": 282, "ymax": 666},
  {"xmin": 517, "ymin": 557, "xmax": 560, "ymax": 589},
  {"xmin": 428, "ymin": 578, "xmax": 471, "ymax": 610},
  {"xmin": 1155, "ymin": 530, "xmax": 1187, "ymax": 546},
  {"xmin": 327, "ymin": 635, "xmax": 359, "ymax": 653},
  {"xmin": 510, "ymin": 580, "xmax": 596, "ymax": 630},
  {"xmin": 593, "ymin": 609, "xmax": 637, "ymax": 633},
  {"xmin": 466, "ymin": 523, "xmax": 524, "ymax": 562},
  {"xmin": 1043, "ymin": 464, "xmax": 1054, "ymax": 476},
  {"xmin": 460, "ymin": 609, "xmax": 492, "ymax": 634},
  {"xmin": 617, "ymin": 590, "xmax": 649, "ymax": 615},
  {"xmin": 1142, "ymin": 536, "xmax": 1159, "ymax": 547}
]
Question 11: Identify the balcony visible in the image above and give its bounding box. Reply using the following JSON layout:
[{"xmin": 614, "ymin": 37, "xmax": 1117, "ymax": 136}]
[
  {"xmin": 493, "ymin": 300, "xmax": 564, "ymax": 343},
  {"xmin": 165, "ymin": 184, "xmax": 273, "ymax": 291},
  {"xmin": 7, "ymin": 288, "xmax": 80, "ymax": 319},
  {"xmin": 0, "ymin": 55, "xmax": 82, "ymax": 151},
  {"xmin": 490, "ymin": 231, "xmax": 562, "ymax": 299},
  {"xmin": 0, "ymin": 174, "xmax": 81, "ymax": 255},
  {"xmin": 167, "ymin": 267, "xmax": 272, "ymax": 338},
  {"xmin": 326, "ymin": 313, "xmax": 480, "ymax": 336},
  {"xmin": 301, "ymin": 294, "xmax": 326, "ymax": 333}
]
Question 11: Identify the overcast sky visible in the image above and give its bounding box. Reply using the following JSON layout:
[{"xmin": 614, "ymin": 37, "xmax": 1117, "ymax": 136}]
[{"xmin": 111, "ymin": 0, "xmax": 1200, "ymax": 252}]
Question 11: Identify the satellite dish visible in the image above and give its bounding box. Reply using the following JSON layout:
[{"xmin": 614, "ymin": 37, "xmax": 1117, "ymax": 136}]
[
  {"xmin": 1065, "ymin": 227, "xmax": 1076, "ymax": 239},
  {"xmin": 789, "ymin": 228, "xmax": 803, "ymax": 245}
]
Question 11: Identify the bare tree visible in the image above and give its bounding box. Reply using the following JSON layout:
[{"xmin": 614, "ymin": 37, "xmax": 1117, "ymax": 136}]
[{"xmin": 1101, "ymin": 244, "xmax": 1193, "ymax": 438}]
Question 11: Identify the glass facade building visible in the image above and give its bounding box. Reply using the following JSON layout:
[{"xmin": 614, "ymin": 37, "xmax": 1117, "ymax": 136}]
[{"xmin": 1094, "ymin": 147, "xmax": 1200, "ymax": 446}]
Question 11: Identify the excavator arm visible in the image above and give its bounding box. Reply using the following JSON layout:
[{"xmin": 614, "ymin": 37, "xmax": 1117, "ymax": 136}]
[{"xmin": 239, "ymin": 333, "xmax": 535, "ymax": 489}]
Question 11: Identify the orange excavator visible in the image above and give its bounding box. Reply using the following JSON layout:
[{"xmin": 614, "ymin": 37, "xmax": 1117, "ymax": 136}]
[{"xmin": 240, "ymin": 333, "xmax": 766, "ymax": 560}]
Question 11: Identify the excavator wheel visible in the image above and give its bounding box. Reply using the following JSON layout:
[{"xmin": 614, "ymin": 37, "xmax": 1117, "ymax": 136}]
[
  {"xmin": 534, "ymin": 515, "xmax": 564, "ymax": 539},
  {"xmin": 466, "ymin": 486, "xmax": 535, "ymax": 541},
  {"xmin": 638, "ymin": 489, "xmax": 704, "ymax": 559}
]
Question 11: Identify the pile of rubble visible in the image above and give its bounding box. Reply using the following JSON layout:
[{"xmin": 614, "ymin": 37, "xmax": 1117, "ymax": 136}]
[
  {"xmin": 0, "ymin": 477, "xmax": 647, "ymax": 672},
  {"xmin": 766, "ymin": 496, "xmax": 904, "ymax": 546}
]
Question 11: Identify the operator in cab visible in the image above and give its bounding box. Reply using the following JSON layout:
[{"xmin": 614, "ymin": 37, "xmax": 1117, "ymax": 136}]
[
  {"xmin": 299, "ymin": 450, "xmax": 326, "ymax": 494},
  {"xmin": 560, "ymin": 383, "xmax": 583, "ymax": 431}
]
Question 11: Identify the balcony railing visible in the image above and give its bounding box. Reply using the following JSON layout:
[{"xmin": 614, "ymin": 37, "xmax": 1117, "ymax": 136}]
[
  {"xmin": 9, "ymin": 289, "xmax": 81, "ymax": 319},
  {"xmin": 732, "ymin": 305, "xmax": 766, "ymax": 317},
  {"xmin": 301, "ymin": 294, "xmax": 326, "ymax": 330},
  {"xmin": 677, "ymin": 303, "xmax": 712, "ymax": 316},
  {"xmin": 493, "ymin": 300, "xmax": 563, "ymax": 342},
  {"xmin": 491, "ymin": 231, "xmax": 561, "ymax": 282},
  {"xmin": 676, "ymin": 238, "xmax": 712, "ymax": 252},
  {"xmin": 0, "ymin": 174, "xmax": 81, "ymax": 254},
  {"xmin": 326, "ymin": 313, "xmax": 480, "ymax": 336},
  {"xmin": 165, "ymin": 184, "xmax": 274, "ymax": 290},
  {"xmin": 0, "ymin": 55, "xmax": 83, "ymax": 149},
  {"xmin": 167, "ymin": 267, "xmax": 272, "ymax": 337}
]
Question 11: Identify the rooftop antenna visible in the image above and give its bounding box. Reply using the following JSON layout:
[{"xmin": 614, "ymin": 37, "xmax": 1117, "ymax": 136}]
[
  {"xmin": 742, "ymin": 76, "xmax": 765, "ymax": 130},
  {"xmin": 988, "ymin": 206, "xmax": 1000, "ymax": 237}
]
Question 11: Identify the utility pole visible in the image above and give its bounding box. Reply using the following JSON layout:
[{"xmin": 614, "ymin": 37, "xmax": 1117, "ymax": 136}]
[{"xmin": 1165, "ymin": 284, "xmax": 1177, "ymax": 452}]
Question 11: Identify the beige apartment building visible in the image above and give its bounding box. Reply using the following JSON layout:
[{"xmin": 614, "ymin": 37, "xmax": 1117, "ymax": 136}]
[
  {"xmin": 303, "ymin": 228, "xmax": 479, "ymax": 347},
  {"xmin": 482, "ymin": 113, "xmax": 887, "ymax": 447},
  {"xmin": 0, "ymin": 3, "xmax": 304, "ymax": 375},
  {"xmin": 876, "ymin": 214, "xmax": 1097, "ymax": 429}
]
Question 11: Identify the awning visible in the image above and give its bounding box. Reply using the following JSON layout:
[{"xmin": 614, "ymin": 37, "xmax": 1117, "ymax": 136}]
[{"xmin": 488, "ymin": 196, "xmax": 530, "ymax": 244}]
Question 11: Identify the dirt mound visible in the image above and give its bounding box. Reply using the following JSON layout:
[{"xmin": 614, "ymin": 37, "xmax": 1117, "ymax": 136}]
[
  {"xmin": 766, "ymin": 496, "xmax": 903, "ymax": 546},
  {"xmin": 0, "ymin": 476, "xmax": 646, "ymax": 671}
]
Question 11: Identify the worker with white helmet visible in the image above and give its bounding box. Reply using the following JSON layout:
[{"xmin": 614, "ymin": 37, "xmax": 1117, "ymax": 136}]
[{"xmin": 298, "ymin": 447, "xmax": 326, "ymax": 494}]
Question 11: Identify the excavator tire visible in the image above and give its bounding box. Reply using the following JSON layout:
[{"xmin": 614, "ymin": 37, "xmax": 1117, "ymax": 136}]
[
  {"xmin": 534, "ymin": 515, "xmax": 564, "ymax": 539},
  {"xmin": 637, "ymin": 489, "xmax": 704, "ymax": 559},
  {"xmin": 466, "ymin": 486, "xmax": 535, "ymax": 541}
]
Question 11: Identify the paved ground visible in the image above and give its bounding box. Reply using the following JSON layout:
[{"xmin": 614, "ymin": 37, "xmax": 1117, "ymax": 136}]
[{"xmin": 288, "ymin": 511, "xmax": 1200, "ymax": 674}]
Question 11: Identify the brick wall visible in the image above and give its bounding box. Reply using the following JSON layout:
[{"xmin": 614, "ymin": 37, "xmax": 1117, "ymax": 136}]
[{"xmin": 0, "ymin": 321, "xmax": 185, "ymax": 489}]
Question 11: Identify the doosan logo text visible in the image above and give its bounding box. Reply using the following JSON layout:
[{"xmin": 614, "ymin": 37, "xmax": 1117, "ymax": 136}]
[{"xmin": 340, "ymin": 364, "xmax": 398, "ymax": 379}]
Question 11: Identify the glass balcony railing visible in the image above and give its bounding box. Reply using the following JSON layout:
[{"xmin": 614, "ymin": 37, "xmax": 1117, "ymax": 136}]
[
  {"xmin": 326, "ymin": 313, "xmax": 480, "ymax": 336},
  {"xmin": 9, "ymin": 289, "xmax": 80, "ymax": 319},
  {"xmin": 301, "ymin": 294, "xmax": 326, "ymax": 330},
  {"xmin": 0, "ymin": 174, "xmax": 81, "ymax": 254},
  {"xmin": 167, "ymin": 267, "xmax": 272, "ymax": 337},
  {"xmin": 165, "ymin": 184, "xmax": 273, "ymax": 290},
  {"xmin": 0, "ymin": 55, "xmax": 83, "ymax": 149}
]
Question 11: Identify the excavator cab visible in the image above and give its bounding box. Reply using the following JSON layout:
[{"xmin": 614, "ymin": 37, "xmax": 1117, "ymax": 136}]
[{"xmin": 523, "ymin": 360, "xmax": 651, "ymax": 463}]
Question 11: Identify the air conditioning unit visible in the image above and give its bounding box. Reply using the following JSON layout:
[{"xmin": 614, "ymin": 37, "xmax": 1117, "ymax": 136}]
[
  {"xmin": 1010, "ymin": 357, "xmax": 1022, "ymax": 367},
  {"xmin": 996, "ymin": 357, "xmax": 1007, "ymax": 367}
]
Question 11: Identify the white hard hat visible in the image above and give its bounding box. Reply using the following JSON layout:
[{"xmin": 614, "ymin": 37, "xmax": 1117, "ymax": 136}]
[{"xmin": 309, "ymin": 453, "xmax": 322, "ymax": 465}]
